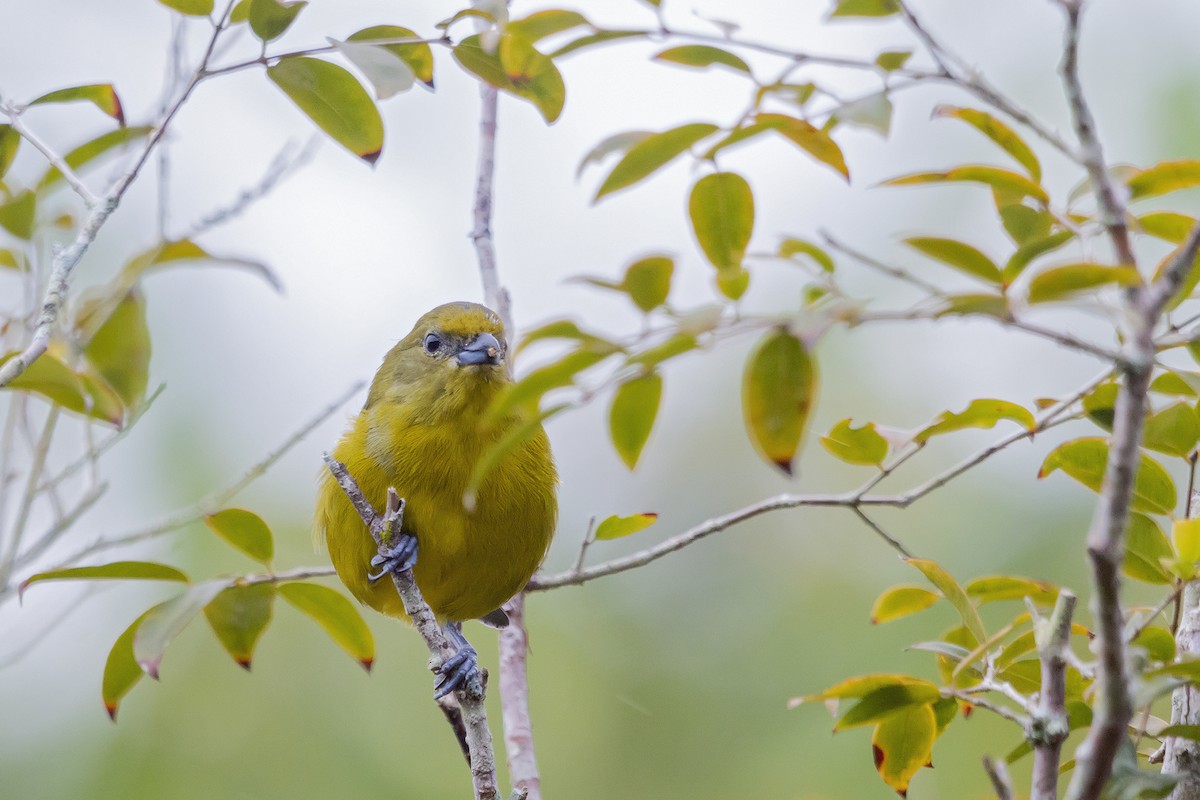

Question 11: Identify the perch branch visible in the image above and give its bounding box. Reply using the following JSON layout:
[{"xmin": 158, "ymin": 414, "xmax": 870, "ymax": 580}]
[{"xmin": 1031, "ymin": 590, "xmax": 1076, "ymax": 800}]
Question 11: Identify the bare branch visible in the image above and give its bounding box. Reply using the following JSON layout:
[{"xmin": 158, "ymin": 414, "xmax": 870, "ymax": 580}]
[
  {"xmin": 0, "ymin": 111, "xmax": 98, "ymax": 206},
  {"xmin": 470, "ymin": 84, "xmax": 512, "ymax": 334},
  {"xmin": 1031, "ymin": 590, "xmax": 1076, "ymax": 800},
  {"xmin": 499, "ymin": 593, "xmax": 540, "ymax": 800},
  {"xmin": 321, "ymin": 459, "xmax": 499, "ymax": 800},
  {"xmin": 983, "ymin": 755, "xmax": 1016, "ymax": 800}
]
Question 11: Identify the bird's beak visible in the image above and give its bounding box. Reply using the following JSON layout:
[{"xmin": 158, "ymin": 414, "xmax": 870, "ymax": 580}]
[{"xmin": 457, "ymin": 332, "xmax": 503, "ymax": 367}]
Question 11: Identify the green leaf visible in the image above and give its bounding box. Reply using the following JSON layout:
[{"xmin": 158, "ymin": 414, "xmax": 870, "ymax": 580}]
[
  {"xmin": 609, "ymin": 373, "xmax": 662, "ymax": 469},
  {"xmin": 836, "ymin": 684, "xmax": 939, "ymax": 730},
  {"xmin": 932, "ymin": 106, "xmax": 1041, "ymax": 181},
  {"xmin": 230, "ymin": 0, "xmax": 250, "ymax": 22},
  {"xmin": 0, "ymin": 350, "xmax": 89, "ymax": 416},
  {"xmin": 29, "ymin": 84, "xmax": 125, "ymax": 125},
  {"xmin": 715, "ymin": 267, "xmax": 750, "ymax": 301},
  {"xmin": 964, "ymin": 576, "xmax": 1057, "ymax": 605},
  {"xmin": 133, "ymin": 580, "xmax": 230, "ymax": 679},
  {"xmin": 1039, "ymin": 437, "xmax": 1177, "ymax": 516},
  {"xmin": 347, "ymin": 25, "xmax": 435, "ymax": 89},
  {"xmin": 1143, "ymin": 402, "xmax": 1200, "ymax": 458},
  {"xmin": 38, "ymin": 126, "xmax": 152, "ymax": 190},
  {"xmin": 278, "ymin": 582, "xmax": 375, "ymax": 672},
  {"xmin": 871, "ymin": 703, "xmax": 936, "ymax": 796},
  {"xmin": 1125, "ymin": 512, "xmax": 1174, "ymax": 585},
  {"xmin": 157, "ymin": 0, "xmax": 213, "ymax": 15},
  {"xmin": 204, "ymin": 508, "xmax": 275, "ymax": 565},
  {"xmin": 20, "ymin": 561, "xmax": 188, "ymax": 599},
  {"xmin": 831, "ymin": 92, "xmax": 893, "ymax": 136},
  {"xmin": 330, "ymin": 37, "xmax": 416, "ymax": 100},
  {"xmin": 1102, "ymin": 737, "xmax": 1177, "ymax": 800},
  {"xmin": 1083, "ymin": 383, "xmax": 1118, "ymax": 431},
  {"xmin": 0, "ymin": 190, "xmax": 35, "ymax": 239},
  {"xmin": 875, "ymin": 50, "xmax": 912, "ymax": 71},
  {"xmin": 779, "ymin": 237, "xmax": 834, "ymax": 272},
  {"xmin": 516, "ymin": 320, "xmax": 622, "ymax": 354},
  {"xmin": 906, "ymin": 558, "xmax": 987, "ymax": 645},
  {"xmin": 594, "ymin": 123, "xmax": 719, "ymax": 200},
  {"xmin": 0, "ymin": 249, "xmax": 21, "ymax": 270},
  {"xmin": 803, "ymin": 674, "xmax": 937, "ymax": 702},
  {"xmin": 593, "ymin": 512, "xmax": 658, "ymax": 541},
  {"xmin": 1139, "ymin": 212, "xmax": 1196, "ymax": 244},
  {"xmin": 1153, "ymin": 243, "xmax": 1200, "ymax": 311},
  {"xmin": 1133, "ymin": 626, "xmax": 1176, "ymax": 663},
  {"xmin": 654, "ymin": 45, "xmax": 750, "ymax": 74},
  {"xmin": 1027, "ymin": 262, "xmax": 1141, "ymax": 303},
  {"xmin": 466, "ymin": 404, "xmax": 566, "ymax": 506},
  {"xmin": 453, "ymin": 34, "xmax": 565, "ymax": 124},
  {"xmin": 883, "ymin": 165, "xmax": 1048, "ymax": 204},
  {"xmin": 753, "ymin": 113, "xmax": 849, "ymax": 180},
  {"xmin": 1160, "ymin": 725, "xmax": 1200, "ymax": 742},
  {"xmin": 117, "ymin": 238, "xmax": 280, "ymax": 290},
  {"xmin": 1174, "ymin": 518, "xmax": 1200, "ymax": 574},
  {"xmin": 204, "ymin": 584, "xmax": 275, "ymax": 669},
  {"xmin": 0, "ymin": 125, "xmax": 18, "ymax": 180},
  {"xmin": 830, "ymin": 0, "xmax": 900, "ymax": 17},
  {"xmin": 915, "ymin": 398, "xmax": 1034, "ymax": 443},
  {"xmin": 548, "ymin": 29, "xmax": 649, "ymax": 58},
  {"xmin": 490, "ymin": 349, "xmax": 612, "ymax": 420},
  {"xmin": 998, "ymin": 204, "xmax": 1053, "ymax": 245},
  {"xmin": 690, "ymin": 172, "xmax": 754, "ymax": 271},
  {"xmin": 507, "ymin": 10, "xmax": 590, "ymax": 43},
  {"xmin": 821, "ymin": 418, "xmax": 888, "ymax": 466},
  {"xmin": 628, "ymin": 332, "xmax": 698, "ymax": 368},
  {"xmin": 83, "ymin": 288, "xmax": 150, "ymax": 408},
  {"xmin": 623, "ymin": 256, "xmax": 673, "ymax": 312},
  {"xmin": 934, "ymin": 293, "xmax": 1010, "ymax": 319},
  {"xmin": 1128, "ymin": 160, "xmax": 1200, "ymax": 201},
  {"xmin": 742, "ymin": 327, "xmax": 817, "ymax": 475},
  {"xmin": 267, "ymin": 57, "xmax": 383, "ymax": 164},
  {"xmin": 869, "ymin": 585, "xmax": 939, "ymax": 624},
  {"xmin": 1003, "ymin": 230, "xmax": 1074, "ymax": 284},
  {"xmin": 904, "ymin": 236, "xmax": 1000, "ymax": 284},
  {"xmin": 576, "ymin": 130, "xmax": 653, "ymax": 179},
  {"xmin": 103, "ymin": 611, "xmax": 153, "ymax": 719},
  {"xmin": 249, "ymin": 0, "xmax": 306, "ymax": 42}
]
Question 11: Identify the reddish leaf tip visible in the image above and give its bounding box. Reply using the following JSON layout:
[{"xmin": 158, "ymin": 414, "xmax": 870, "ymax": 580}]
[
  {"xmin": 139, "ymin": 659, "xmax": 160, "ymax": 681},
  {"xmin": 237, "ymin": 658, "xmax": 252, "ymax": 671},
  {"xmin": 897, "ymin": 790, "xmax": 907, "ymax": 798},
  {"xmin": 360, "ymin": 148, "xmax": 382, "ymax": 165},
  {"xmin": 869, "ymin": 616, "xmax": 879, "ymax": 625},
  {"xmin": 925, "ymin": 759, "xmax": 934, "ymax": 769},
  {"xmin": 774, "ymin": 459, "xmax": 794, "ymax": 476},
  {"xmin": 873, "ymin": 744, "xmax": 885, "ymax": 769},
  {"xmin": 359, "ymin": 657, "xmax": 374, "ymax": 674},
  {"xmin": 112, "ymin": 95, "xmax": 126, "ymax": 127},
  {"xmin": 105, "ymin": 703, "xmax": 118, "ymax": 721},
  {"xmin": 962, "ymin": 703, "xmax": 974, "ymax": 718}
]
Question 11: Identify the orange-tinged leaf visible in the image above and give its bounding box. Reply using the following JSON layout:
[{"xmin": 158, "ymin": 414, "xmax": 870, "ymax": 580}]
[
  {"xmin": 1027, "ymin": 262, "xmax": 1141, "ymax": 303},
  {"xmin": 932, "ymin": 105, "xmax": 1040, "ymax": 180},
  {"xmin": 204, "ymin": 508, "xmax": 275, "ymax": 565},
  {"xmin": 267, "ymin": 57, "xmax": 383, "ymax": 163},
  {"xmin": 742, "ymin": 327, "xmax": 816, "ymax": 475},
  {"xmin": 904, "ymin": 237, "xmax": 1000, "ymax": 284},
  {"xmin": 593, "ymin": 512, "xmax": 658, "ymax": 540},
  {"xmin": 754, "ymin": 113, "xmax": 849, "ymax": 180},
  {"xmin": 1128, "ymin": 160, "xmax": 1200, "ymax": 201},
  {"xmin": 278, "ymin": 582, "xmax": 374, "ymax": 671},
  {"xmin": 883, "ymin": 165, "xmax": 1048, "ymax": 204},
  {"xmin": 870, "ymin": 585, "xmax": 939, "ymax": 624},
  {"xmin": 872, "ymin": 703, "xmax": 936, "ymax": 795},
  {"xmin": 204, "ymin": 584, "xmax": 275, "ymax": 669},
  {"xmin": 609, "ymin": 373, "xmax": 662, "ymax": 469},
  {"xmin": 29, "ymin": 84, "xmax": 125, "ymax": 125}
]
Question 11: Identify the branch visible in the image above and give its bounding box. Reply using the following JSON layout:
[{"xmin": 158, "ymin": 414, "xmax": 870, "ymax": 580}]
[
  {"xmin": 470, "ymin": 83, "xmax": 512, "ymax": 334},
  {"xmin": 1165, "ymin": 491, "xmax": 1200, "ymax": 799},
  {"xmin": 498, "ymin": 594, "xmax": 540, "ymax": 799},
  {"xmin": 1056, "ymin": 0, "xmax": 1135, "ymax": 266},
  {"xmin": 1031, "ymin": 590, "xmax": 1077, "ymax": 800},
  {"xmin": 983, "ymin": 755, "xmax": 1015, "ymax": 800},
  {"xmin": 0, "ymin": 0, "xmax": 236, "ymax": 390},
  {"xmin": 320, "ymin": 457, "xmax": 498, "ymax": 800},
  {"xmin": 0, "ymin": 111, "xmax": 98, "ymax": 206}
]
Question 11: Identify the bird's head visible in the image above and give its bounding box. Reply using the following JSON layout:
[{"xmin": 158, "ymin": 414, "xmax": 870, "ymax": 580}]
[{"xmin": 366, "ymin": 302, "xmax": 511, "ymax": 417}]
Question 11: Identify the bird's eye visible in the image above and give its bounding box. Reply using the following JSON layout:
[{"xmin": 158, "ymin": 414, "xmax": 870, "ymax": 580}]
[{"xmin": 423, "ymin": 333, "xmax": 442, "ymax": 354}]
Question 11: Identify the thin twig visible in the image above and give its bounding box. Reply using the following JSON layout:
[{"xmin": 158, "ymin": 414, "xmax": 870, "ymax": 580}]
[
  {"xmin": 0, "ymin": 406, "xmax": 59, "ymax": 588},
  {"xmin": 0, "ymin": 112, "xmax": 98, "ymax": 206},
  {"xmin": 321, "ymin": 458, "xmax": 498, "ymax": 800},
  {"xmin": 983, "ymin": 755, "xmax": 1015, "ymax": 800},
  {"xmin": 1031, "ymin": 590, "xmax": 1076, "ymax": 800}
]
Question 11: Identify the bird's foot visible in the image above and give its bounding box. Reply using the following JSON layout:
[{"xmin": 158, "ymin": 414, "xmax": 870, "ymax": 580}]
[
  {"xmin": 367, "ymin": 532, "xmax": 418, "ymax": 582},
  {"xmin": 434, "ymin": 623, "xmax": 483, "ymax": 700}
]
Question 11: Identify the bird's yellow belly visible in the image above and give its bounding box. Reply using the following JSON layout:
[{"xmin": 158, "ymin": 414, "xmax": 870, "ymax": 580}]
[{"xmin": 319, "ymin": 410, "xmax": 556, "ymax": 623}]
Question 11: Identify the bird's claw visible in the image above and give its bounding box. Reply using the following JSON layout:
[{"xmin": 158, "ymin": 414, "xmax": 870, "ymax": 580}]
[
  {"xmin": 367, "ymin": 532, "xmax": 418, "ymax": 582},
  {"xmin": 433, "ymin": 642, "xmax": 481, "ymax": 700}
]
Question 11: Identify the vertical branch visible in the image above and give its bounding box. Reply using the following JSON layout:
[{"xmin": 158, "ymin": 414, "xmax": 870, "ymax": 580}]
[
  {"xmin": 1032, "ymin": 591, "xmax": 1077, "ymax": 800},
  {"xmin": 470, "ymin": 80, "xmax": 512, "ymax": 333},
  {"xmin": 499, "ymin": 593, "xmax": 541, "ymax": 799},
  {"xmin": 1164, "ymin": 489, "xmax": 1200, "ymax": 799}
]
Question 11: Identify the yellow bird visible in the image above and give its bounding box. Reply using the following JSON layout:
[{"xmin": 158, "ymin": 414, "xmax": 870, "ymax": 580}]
[{"xmin": 315, "ymin": 302, "xmax": 558, "ymax": 696}]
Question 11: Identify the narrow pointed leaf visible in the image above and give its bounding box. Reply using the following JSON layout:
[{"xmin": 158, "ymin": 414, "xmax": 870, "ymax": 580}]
[
  {"xmin": 21, "ymin": 561, "xmax": 188, "ymax": 599},
  {"xmin": 1128, "ymin": 161, "xmax": 1200, "ymax": 201},
  {"xmin": 904, "ymin": 236, "xmax": 1000, "ymax": 284},
  {"xmin": 278, "ymin": 582, "xmax": 375, "ymax": 671},
  {"xmin": 933, "ymin": 106, "xmax": 1040, "ymax": 180},
  {"xmin": 133, "ymin": 580, "xmax": 230, "ymax": 678},
  {"xmin": 803, "ymin": 674, "xmax": 937, "ymax": 702},
  {"xmin": 915, "ymin": 398, "xmax": 1034, "ymax": 443},
  {"xmin": 836, "ymin": 685, "xmax": 939, "ymax": 730},
  {"xmin": 593, "ymin": 512, "xmax": 658, "ymax": 541},
  {"xmin": 103, "ymin": 611, "xmax": 153, "ymax": 719},
  {"xmin": 872, "ymin": 703, "xmax": 936, "ymax": 795},
  {"xmin": 594, "ymin": 123, "xmax": 719, "ymax": 200},
  {"xmin": 548, "ymin": 29, "xmax": 649, "ymax": 58},
  {"xmin": 117, "ymin": 238, "xmax": 281, "ymax": 291},
  {"xmin": 157, "ymin": 0, "xmax": 213, "ymax": 15},
  {"xmin": 204, "ymin": 584, "xmax": 275, "ymax": 669},
  {"xmin": 268, "ymin": 57, "xmax": 383, "ymax": 164},
  {"xmin": 38, "ymin": 126, "xmax": 152, "ymax": 190},
  {"xmin": 906, "ymin": 558, "xmax": 987, "ymax": 645},
  {"xmin": 1140, "ymin": 212, "xmax": 1196, "ymax": 244},
  {"xmin": 742, "ymin": 327, "xmax": 816, "ymax": 475},
  {"xmin": 875, "ymin": 50, "xmax": 913, "ymax": 71},
  {"xmin": 870, "ymin": 585, "xmax": 939, "ymax": 624},
  {"xmin": 690, "ymin": 171, "xmax": 754, "ymax": 270},
  {"xmin": 204, "ymin": 508, "xmax": 275, "ymax": 565},
  {"xmin": 830, "ymin": 0, "xmax": 900, "ymax": 17},
  {"xmin": 884, "ymin": 166, "xmax": 1048, "ymax": 203},
  {"xmin": 1039, "ymin": 437, "xmax": 1177, "ymax": 515},
  {"xmin": 821, "ymin": 418, "xmax": 888, "ymax": 466},
  {"xmin": 489, "ymin": 349, "xmax": 612, "ymax": 421},
  {"xmin": 628, "ymin": 332, "xmax": 697, "ymax": 368},
  {"xmin": 29, "ymin": 84, "xmax": 125, "ymax": 125},
  {"xmin": 754, "ymin": 113, "xmax": 848, "ymax": 179},
  {"xmin": 1003, "ymin": 230, "xmax": 1074, "ymax": 283},
  {"xmin": 507, "ymin": 10, "xmax": 589, "ymax": 43},
  {"xmin": 779, "ymin": 237, "xmax": 835, "ymax": 272},
  {"xmin": 348, "ymin": 25, "xmax": 434, "ymax": 88},
  {"xmin": 964, "ymin": 576, "xmax": 1057, "ymax": 605},
  {"xmin": 576, "ymin": 130, "xmax": 653, "ymax": 179},
  {"xmin": 249, "ymin": 0, "xmax": 306, "ymax": 42},
  {"xmin": 0, "ymin": 125, "xmax": 18, "ymax": 179},
  {"xmin": 466, "ymin": 404, "xmax": 566, "ymax": 505},
  {"xmin": 609, "ymin": 373, "xmax": 662, "ymax": 469},
  {"xmin": 654, "ymin": 45, "xmax": 750, "ymax": 74},
  {"xmin": 1027, "ymin": 262, "xmax": 1141, "ymax": 303}
]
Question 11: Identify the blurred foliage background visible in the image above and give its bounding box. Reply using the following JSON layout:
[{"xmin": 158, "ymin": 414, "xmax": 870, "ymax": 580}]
[{"xmin": 3, "ymin": 0, "xmax": 1200, "ymax": 797}]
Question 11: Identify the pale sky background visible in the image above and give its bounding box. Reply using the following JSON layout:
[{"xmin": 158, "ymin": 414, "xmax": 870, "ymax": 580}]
[{"xmin": 3, "ymin": 1, "xmax": 1200, "ymax": 797}]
